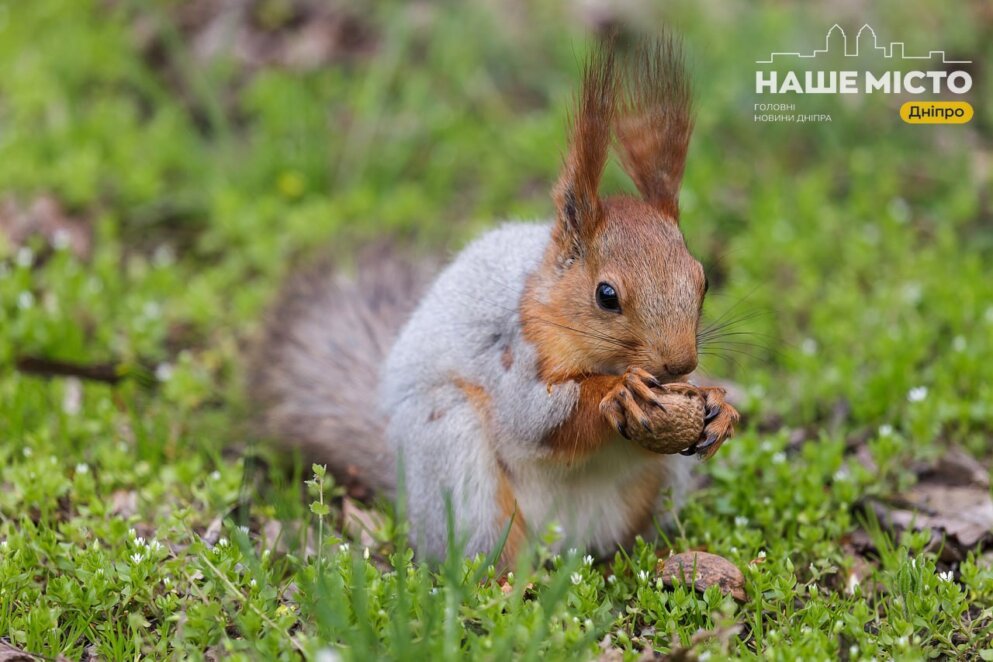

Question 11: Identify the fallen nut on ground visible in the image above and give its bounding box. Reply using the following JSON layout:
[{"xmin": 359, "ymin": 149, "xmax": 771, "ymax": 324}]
[{"xmin": 658, "ymin": 551, "xmax": 747, "ymax": 602}]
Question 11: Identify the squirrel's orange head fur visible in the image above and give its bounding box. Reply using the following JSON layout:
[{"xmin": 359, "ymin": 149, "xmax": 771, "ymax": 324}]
[{"xmin": 523, "ymin": 34, "xmax": 705, "ymax": 383}]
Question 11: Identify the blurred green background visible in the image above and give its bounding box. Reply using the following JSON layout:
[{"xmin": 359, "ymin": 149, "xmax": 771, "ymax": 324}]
[{"xmin": 1, "ymin": 0, "xmax": 992, "ymax": 658}]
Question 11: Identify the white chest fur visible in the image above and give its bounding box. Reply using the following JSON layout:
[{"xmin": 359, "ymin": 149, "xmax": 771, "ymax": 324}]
[{"xmin": 509, "ymin": 443, "xmax": 692, "ymax": 555}]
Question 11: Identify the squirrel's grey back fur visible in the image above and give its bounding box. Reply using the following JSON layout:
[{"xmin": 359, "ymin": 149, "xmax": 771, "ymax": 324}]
[{"xmin": 248, "ymin": 246, "xmax": 427, "ymax": 497}]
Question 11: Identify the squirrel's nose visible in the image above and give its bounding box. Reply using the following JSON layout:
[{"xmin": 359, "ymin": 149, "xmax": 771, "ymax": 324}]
[{"xmin": 662, "ymin": 356, "xmax": 698, "ymax": 380}]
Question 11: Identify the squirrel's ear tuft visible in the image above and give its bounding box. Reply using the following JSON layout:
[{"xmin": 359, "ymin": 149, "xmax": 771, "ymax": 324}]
[
  {"xmin": 553, "ymin": 37, "xmax": 617, "ymax": 258},
  {"xmin": 614, "ymin": 34, "xmax": 693, "ymax": 222}
]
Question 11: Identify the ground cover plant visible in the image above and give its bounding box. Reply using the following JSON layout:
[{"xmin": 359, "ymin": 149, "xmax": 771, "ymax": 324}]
[{"xmin": 1, "ymin": 0, "xmax": 992, "ymax": 658}]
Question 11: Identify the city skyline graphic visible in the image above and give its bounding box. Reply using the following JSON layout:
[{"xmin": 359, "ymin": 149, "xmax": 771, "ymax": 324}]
[{"xmin": 756, "ymin": 24, "xmax": 972, "ymax": 65}]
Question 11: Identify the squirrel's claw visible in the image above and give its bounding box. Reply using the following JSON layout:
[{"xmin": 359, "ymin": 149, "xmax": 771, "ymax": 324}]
[
  {"xmin": 695, "ymin": 387, "xmax": 739, "ymax": 460},
  {"xmin": 616, "ymin": 421, "xmax": 631, "ymax": 440},
  {"xmin": 704, "ymin": 404, "xmax": 721, "ymax": 423}
]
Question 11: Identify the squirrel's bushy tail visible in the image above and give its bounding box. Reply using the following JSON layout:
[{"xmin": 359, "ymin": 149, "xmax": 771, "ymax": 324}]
[{"xmin": 247, "ymin": 245, "xmax": 427, "ymax": 498}]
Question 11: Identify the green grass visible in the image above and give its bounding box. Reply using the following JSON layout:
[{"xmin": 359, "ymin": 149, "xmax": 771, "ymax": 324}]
[{"xmin": 2, "ymin": 0, "xmax": 993, "ymax": 658}]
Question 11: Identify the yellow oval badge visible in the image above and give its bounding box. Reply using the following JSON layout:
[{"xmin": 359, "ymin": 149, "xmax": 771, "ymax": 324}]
[{"xmin": 900, "ymin": 101, "xmax": 973, "ymax": 124}]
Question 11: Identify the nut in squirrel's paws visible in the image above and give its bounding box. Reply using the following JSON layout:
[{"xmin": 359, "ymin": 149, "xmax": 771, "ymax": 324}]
[
  {"xmin": 600, "ymin": 368, "xmax": 737, "ymax": 458},
  {"xmin": 641, "ymin": 385, "xmax": 707, "ymax": 454}
]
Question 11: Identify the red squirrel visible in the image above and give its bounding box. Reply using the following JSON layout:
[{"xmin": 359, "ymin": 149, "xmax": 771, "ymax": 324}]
[{"xmin": 249, "ymin": 36, "xmax": 739, "ymax": 562}]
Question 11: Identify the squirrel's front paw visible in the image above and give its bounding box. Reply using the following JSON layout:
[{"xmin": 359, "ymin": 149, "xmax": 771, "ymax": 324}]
[
  {"xmin": 684, "ymin": 387, "xmax": 740, "ymax": 460},
  {"xmin": 598, "ymin": 366, "xmax": 666, "ymax": 443},
  {"xmin": 598, "ymin": 368, "xmax": 705, "ymax": 454}
]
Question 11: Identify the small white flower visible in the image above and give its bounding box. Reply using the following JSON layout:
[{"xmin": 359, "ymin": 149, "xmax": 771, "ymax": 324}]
[
  {"xmin": 771, "ymin": 452, "xmax": 786, "ymax": 464},
  {"xmin": 134, "ymin": 536, "xmax": 146, "ymax": 548},
  {"xmin": 901, "ymin": 282, "xmax": 922, "ymax": 305},
  {"xmin": 130, "ymin": 552, "xmax": 144, "ymax": 564},
  {"xmin": 570, "ymin": 572, "xmax": 582, "ymax": 586},
  {"xmin": 339, "ymin": 543, "xmax": 350, "ymax": 553},
  {"xmin": 846, "ymin": 572, "xmax": 860, "ymax": 595},
  {"xmin": 938, "ymin": 571, "xmax": 953, "ymax": 582},
  {"xmin": 155, "ymin": 363, "xmax": 174, "ymax": 383},
  {"xmin": 833, "ymin": 469, "xmax": 848, "ymax": 481},
  {"xmin": 637, "ymin": 570, "xmax": 650, "ymax": 583},
  {"xmin": 910, "ymin": 558, "xmax": 917, "ymax": 569},
  {"xmin": 363, "ymin": 547, "xmax": 370, "ymax": 560},
  {"xmin": 15, "ymin": 247, "xmax": 33, "ymax": 267},
  {"xmin": 250, "ymin": 578, "xmax": 257, "ymax": 588},
  {"xmin": 801, "ymin": 338, "xmax": 817, "ymax": 355},
  {"xmin": 907, "ymin": 386, "xmax": 928, "ymax": 403},
  {"xmin": 583, "ymin": 554, "xmax": 594, "ymax": 566},
  {"xmin": 239, "ymin": 525, "xmax": 250, "ymax": 535},
  {"xmin": 217, "ymin": 537, "xmax": 229, "ymax": 547},
  {"xmin": 878, "ymin": 424, "xmax": 894, "ymax": 437},
  {"xmin": 209, "ymin": 470, "xmax": 221, "ymax": 481},
  {"xmin": 162, "ymin": 577, "xmax": 171, "ymax": 586},
  {"xmin": 757, "ymin": 550, "xmax": 767, "ymax": 559},
  {"xmin": 129, "ymin": 528, "xmax": 138, "ymax": 539},
  {"xmin": 52, "ymin": 229, "xmax": 71, "ymax": 250},
  {"xmin": 22, "ymin": 447, "xmax": 33, "ymax": 458},
  {"xmin": 75, "ymin": 463, "xmax": 89, "ymax": 474},
  {"xmin": 17, "ymin": 291, "xmax": 33, "ymax": 309},
  {"xmin": 153, "ymin": 245, "xmax": 176, "ymax": 267},
  {"xmin": 734, "ymin": 516, "xmax": 749, "ymax": 527},
  {"xmin": 888, "ymin": 197, "xmax": 910, "ymax": 223},
  {"xmin": 142, "ymin": 301, "xmax": 161, "ymax": 319},
  {"xmin": 952, "ymin": 336, "xmax": 967, "ymax": 352},
  {"xmin": 849, "ymin": 645, "xmax": 859, "ymax": 657},
  {"xmin": 149, "ymin": 540, "xmax": 163, "ymax": 553}
]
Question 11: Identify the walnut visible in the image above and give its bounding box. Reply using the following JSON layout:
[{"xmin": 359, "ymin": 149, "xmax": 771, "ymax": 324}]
[{"xmin": 635, "ymin": 386, "xmax": 706, "ymax": 454}]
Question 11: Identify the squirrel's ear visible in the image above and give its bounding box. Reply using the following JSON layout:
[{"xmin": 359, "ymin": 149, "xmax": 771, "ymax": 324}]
[
  {"xmin": 614, "ymin": 34, "xmax": 693, "ymax": 222},
  {"xmin": 552, "ymin": 39, "xmax": 617, "ymax": 258}
]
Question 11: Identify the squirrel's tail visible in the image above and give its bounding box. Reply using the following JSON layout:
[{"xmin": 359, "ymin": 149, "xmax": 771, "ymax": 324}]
[{"xmin": 247, "ymin": 245, "xmax": 427, "ymax": 498}]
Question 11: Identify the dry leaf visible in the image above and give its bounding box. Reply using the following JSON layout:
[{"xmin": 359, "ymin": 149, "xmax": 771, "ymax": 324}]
[
  {"xmin": 866, "ymin": 446, "xmax": 993, "ymax": 561},
  {"xmin": 659, "ymin": 551, "xmax": 747, "ymax": 602},
  {"xmin": 202, "ymin": 515, "xmax": 224, "ymax": 546},
  {"xmin": 342, "ymin": 498, "xmax": 383, "ymax": 547},
  {"xmin": 0, "ymin": 194, "xmax": 91, "ymax": 258},
  {"xmin": 110, "ymin": 489, "xmax": 139, "ymax": 518},
  {"xmin": 0, "ymin": 640, "xmax": 66, "ymax": 661}
]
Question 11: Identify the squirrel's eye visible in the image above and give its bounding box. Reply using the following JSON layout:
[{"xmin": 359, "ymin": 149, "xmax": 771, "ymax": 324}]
[{"xmin": 595, "ymin": 282, "xmax": 621, "ymax": 313}]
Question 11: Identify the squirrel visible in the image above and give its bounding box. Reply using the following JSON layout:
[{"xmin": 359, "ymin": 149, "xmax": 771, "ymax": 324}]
[{"xmin": 248, "ymin": 35, "xmax": 740, "ymax": 563}]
